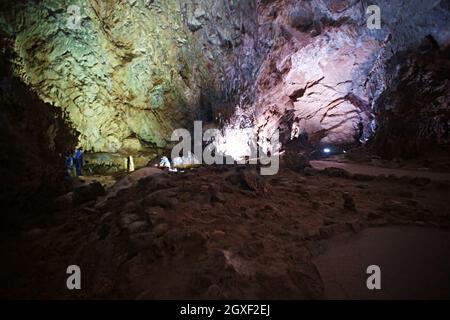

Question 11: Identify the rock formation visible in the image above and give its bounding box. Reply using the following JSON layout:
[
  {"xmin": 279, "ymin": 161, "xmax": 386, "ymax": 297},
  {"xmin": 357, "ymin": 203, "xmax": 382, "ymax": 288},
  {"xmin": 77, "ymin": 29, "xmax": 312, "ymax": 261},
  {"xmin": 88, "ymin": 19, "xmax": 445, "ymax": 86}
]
[
  {"xmin": 369, "ymin": 46, "xmax": 450, "ymax": 159},
  {"xmin": 1, "ymin": 0, "xmax": 449, "ymax": 158},
  {"xmin": 0, "ymin": 0, "xmax": 259, "ymax": 153},
  {"xmin": 2, "ymin": 1, "xmax": 450, "ymax": 300},
  {"xmin": 247, "ymin": 0, "xmax": 450, "ymax": 154},
  {"xmin": 0, "ymin": 35, "xmax": 78, "ymax": 224}
]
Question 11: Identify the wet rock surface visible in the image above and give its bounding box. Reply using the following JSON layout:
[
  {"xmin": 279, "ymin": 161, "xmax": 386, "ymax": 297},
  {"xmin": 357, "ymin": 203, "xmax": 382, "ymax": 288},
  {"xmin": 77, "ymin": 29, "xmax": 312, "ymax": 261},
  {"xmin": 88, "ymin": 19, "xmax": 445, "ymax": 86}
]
[{"xmin": 1, "ymin": 164, "xmax": 449, "ymax": 299}]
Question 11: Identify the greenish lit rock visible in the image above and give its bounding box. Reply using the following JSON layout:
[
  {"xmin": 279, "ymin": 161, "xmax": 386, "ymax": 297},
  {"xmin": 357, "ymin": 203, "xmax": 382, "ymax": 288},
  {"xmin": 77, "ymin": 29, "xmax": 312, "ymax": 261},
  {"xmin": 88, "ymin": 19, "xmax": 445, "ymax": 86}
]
[
  {"xmin": 83, "ymin": 152, "xmax": 157, "ymax": 174},
  {"xmin": 121, "ymin": 137, "xmax": 143, "ymax": 153},
  {"xmin": 1, "ymin": 0, "xmax": 261, "ymax": 154},
  {"xmin": 0, "ymin": 0, "xmax": 230, "ymax": 152}
]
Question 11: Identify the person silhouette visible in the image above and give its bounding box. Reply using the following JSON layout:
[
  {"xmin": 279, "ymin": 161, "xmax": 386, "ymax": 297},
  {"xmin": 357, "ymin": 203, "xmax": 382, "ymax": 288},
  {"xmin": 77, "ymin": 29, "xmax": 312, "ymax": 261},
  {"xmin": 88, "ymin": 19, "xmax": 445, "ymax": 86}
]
[
  {"xmin": 66, "ymin": 153, "xmax": 74, "ymax": 178},
  {"xmin": 74, "ymin": 147, "xmax": 83, "ymax": 176}
]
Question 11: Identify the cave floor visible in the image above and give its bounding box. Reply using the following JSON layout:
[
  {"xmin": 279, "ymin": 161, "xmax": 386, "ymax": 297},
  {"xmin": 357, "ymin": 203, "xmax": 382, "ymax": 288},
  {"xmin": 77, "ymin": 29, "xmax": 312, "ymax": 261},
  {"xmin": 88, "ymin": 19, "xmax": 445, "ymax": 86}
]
[
  {"xmin": 1, "ymin": 163, "xmax": 450, "ymax": 299},
  {"xmin": 313, "ymin": 226, "xmax": 450, "ymax": 299},
  {"xmin": 311, "ymin": 159, "xmax": 450, "ymax": 181},
  {"xmin": 80, "ymin": 173, "xmax": 125, "ymax": 190}
]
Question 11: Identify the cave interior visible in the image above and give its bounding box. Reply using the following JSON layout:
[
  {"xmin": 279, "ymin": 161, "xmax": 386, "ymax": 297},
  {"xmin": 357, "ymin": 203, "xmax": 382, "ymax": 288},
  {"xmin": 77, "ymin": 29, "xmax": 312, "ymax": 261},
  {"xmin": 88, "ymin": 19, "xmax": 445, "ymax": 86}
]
[{"xmin": 1, "ymin": 0, "xmax": 450, "ymax": 300}]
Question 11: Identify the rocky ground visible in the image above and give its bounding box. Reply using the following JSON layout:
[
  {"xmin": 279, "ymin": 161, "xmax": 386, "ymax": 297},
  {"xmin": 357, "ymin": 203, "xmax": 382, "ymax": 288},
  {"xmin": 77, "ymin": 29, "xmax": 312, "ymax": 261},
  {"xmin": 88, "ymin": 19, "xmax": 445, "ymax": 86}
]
[
  {"xmin": 1, "ymin": 0, "xmax": 449, "ymax": 300},
  {"xmin": 1, "ymin": 161, "xmax": 450, "ymax": 299}
]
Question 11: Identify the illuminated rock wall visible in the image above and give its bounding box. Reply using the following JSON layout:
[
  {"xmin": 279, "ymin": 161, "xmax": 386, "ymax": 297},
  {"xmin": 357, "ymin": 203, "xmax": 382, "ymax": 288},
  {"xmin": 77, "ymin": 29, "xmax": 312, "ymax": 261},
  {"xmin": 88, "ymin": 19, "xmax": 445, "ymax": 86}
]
[
  {"xmin": 251, "ymin": 0, "xmax": 450, "ymax": 149},
  {"xmin": 1, "ymin": 0, "xmax": 449, "ymax": 156},
  {"xmin": 0, "ymin": 0, "xmax": 259, "ymax": 152}
]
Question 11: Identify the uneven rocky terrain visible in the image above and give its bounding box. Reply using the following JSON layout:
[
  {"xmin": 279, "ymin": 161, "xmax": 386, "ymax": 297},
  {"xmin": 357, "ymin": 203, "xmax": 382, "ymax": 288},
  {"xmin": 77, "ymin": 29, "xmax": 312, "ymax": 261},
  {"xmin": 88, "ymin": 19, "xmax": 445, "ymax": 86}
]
[
  {"xmin": 1, "ymin": 0, "xmax": 450, "ymax": 301},
  {"xmin": 2, "ymin": 163, "xmax": 449, "ymax": 299}
]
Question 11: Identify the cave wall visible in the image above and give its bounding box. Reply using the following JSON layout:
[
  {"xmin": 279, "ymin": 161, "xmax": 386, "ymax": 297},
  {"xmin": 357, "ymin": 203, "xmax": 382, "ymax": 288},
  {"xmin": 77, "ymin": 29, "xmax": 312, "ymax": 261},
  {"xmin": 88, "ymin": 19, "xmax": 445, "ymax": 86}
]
[
  {"xmin": 1, "ymin": 0, "xmax": 450, "ymax": 159},
  {"xmin": 0, "ymin": 0, "xmax": 259, "ymax": 153},
  {"xmin": 0, "ymin": 35, "xmax": 78, "ymax": 220},
  {"xmin": 211, "ymin": 0, "xmax": 450, "ymax": 159},
  {"xmin": 369, "ymin": 47, "xmax": 450, "ymax": 159},
  {"xmin": 249, "ymin": 0, "xmax": 450, "ymax": 150}
]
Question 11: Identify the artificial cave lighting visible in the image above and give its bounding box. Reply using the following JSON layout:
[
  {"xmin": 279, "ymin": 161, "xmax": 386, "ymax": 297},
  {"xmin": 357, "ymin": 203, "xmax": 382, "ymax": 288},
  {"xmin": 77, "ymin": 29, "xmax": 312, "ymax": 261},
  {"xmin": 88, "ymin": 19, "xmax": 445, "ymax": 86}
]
[{"xmin": 1, "ymin": 0, "xmax": 450, "ymax": 303}]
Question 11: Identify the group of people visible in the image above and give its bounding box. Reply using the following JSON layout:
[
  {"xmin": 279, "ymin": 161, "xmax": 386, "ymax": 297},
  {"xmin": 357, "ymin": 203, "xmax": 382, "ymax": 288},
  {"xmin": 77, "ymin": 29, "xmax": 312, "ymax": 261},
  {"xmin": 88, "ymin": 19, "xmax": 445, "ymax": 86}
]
[{"xmin": 66, "ymin": 147, "xmax": 84, "ymax": 178}]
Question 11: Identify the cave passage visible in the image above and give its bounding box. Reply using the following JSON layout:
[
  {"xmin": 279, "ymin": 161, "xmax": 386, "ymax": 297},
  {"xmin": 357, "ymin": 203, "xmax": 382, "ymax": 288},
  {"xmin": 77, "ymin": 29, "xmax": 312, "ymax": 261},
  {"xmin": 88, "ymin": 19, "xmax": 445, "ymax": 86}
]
[{"xmin": 1, "ymin": 0, "xmax": 450, "ymax": 301}]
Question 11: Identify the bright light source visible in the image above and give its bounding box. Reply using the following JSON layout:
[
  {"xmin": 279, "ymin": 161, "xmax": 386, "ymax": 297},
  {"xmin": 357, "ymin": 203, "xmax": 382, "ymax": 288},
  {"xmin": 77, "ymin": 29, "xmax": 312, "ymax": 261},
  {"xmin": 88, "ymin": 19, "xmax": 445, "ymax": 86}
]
[
  {"xmin": 323, "ymin": 148, "xmax": 331, "ymax": 154},
  {"xmin": 214, "ymin": 127, "xmax": 255, "ymax": 160}
]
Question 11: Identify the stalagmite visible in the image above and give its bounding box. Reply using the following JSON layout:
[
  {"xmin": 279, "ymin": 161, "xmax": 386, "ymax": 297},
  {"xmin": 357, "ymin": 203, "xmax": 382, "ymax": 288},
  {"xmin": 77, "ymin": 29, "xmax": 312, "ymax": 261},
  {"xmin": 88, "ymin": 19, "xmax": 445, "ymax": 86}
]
[{"xmin": 128, "ymin": 156, "xmax": 135, "ymax": 173}]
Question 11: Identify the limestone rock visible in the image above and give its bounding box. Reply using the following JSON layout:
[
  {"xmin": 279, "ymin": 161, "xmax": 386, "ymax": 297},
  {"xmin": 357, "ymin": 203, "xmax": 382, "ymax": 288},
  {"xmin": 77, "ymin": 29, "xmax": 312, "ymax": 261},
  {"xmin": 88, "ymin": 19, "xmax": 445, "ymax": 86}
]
[
  {"xmin": 369, "ymin": 48, "xmax": 450, "ymax": 159},
  {"xmin": 121, "ymin": 138, "xmax": 143, "ymax": 153},
  {"xmin": 289, "ymin": 5, "xmax": 314, "ymax": 30},
  {"xmin": 0, "ymin": 0, "xmax": 258, "ymax": 152},
  {"xmin": 2, "ymin": 0, "xmax": 450, "ymax": 160},
  {"xmin": 223, "ymin": 0, "xmax": 450, "ymax": 156}
]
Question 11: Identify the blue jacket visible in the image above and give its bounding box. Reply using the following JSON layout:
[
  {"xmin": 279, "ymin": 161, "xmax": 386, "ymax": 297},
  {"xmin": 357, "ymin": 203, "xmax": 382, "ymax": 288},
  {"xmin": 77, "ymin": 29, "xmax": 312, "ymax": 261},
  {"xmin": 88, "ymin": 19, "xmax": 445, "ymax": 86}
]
[
  {"xmin": 75, "ymin": 149, "xmax": 83, "ymax": 160},
  {"xmin": 66, "ymin": 156, "xmax": 73, "ymax": 168}
]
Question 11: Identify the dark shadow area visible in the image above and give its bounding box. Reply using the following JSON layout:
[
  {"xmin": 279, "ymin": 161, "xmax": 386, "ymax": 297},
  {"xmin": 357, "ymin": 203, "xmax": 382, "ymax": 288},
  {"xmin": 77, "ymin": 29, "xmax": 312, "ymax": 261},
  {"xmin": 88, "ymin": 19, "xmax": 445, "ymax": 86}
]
[{"xmin": 0, "ymin": 33, "xmax": 78, "ymax": 234}]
